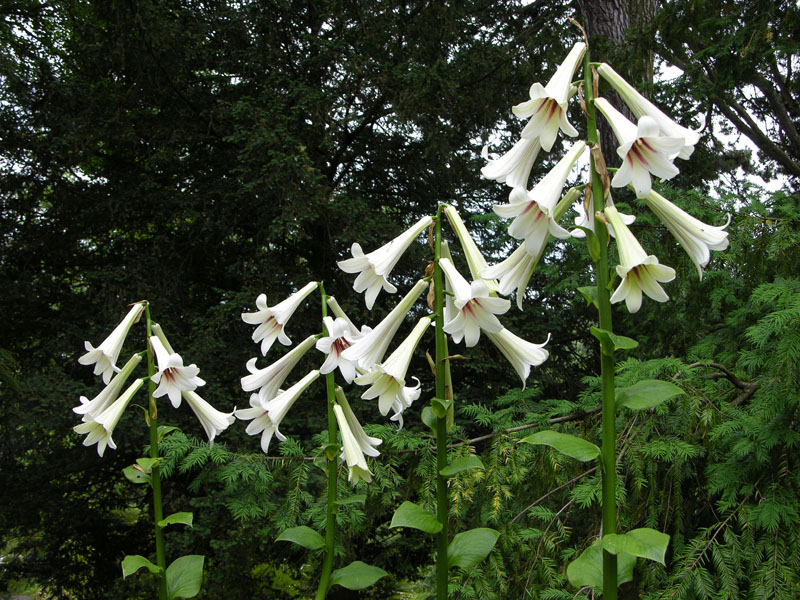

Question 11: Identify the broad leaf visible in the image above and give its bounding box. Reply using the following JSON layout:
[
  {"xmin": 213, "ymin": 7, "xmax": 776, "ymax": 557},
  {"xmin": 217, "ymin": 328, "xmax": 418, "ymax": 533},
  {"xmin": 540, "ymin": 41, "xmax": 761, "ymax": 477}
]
[
  {"xmin": 439, "ymin": 456, "xmax": 484, "ymax": 477},
  {"xmin": 447, "ymin": 528, "xmax": 499, "ymax": 570},
  {"xmin": 136, "ymin": 457, "xmax": 163, "ymax": 472},
  {"xmin": 122, "ymin": 555, "xmax": 162, "ymax": 578},
  {"xmin": 431, "ymin": 396, "xmax": 452, "ymax": 419},
  {"xmin": 275, "ymin": 526, "xmax": 325, "ymax": 551},
  {"xmin": 590, "ymin": 327, "xmax": 638, "ymax": 355},
  {"xmin": 566, "ymin": 539, "xmax": 635, "ymax": 588},
  {"xmin": 421, "ymin": 406, "xmax": 437, "ymax": 433},
  {"xmin": 336, "ymin": 494, "xmax": 366, "ymax": 506},
  {"xmin": 602, "ymin": 528, "xmax": 670, "ymax": 565},
  {"xmin": 577, "ymin": 285, "xmax": 599, "ymax": 309},
  {"xmin": 158, "ymin": 512, "xmax": 194, "ymax": 529},
  {"xmin": 521, "ymin": 430, "xmax": 601, "ymax": 462},
  {"xmin": 122, "ymin": 465, "xmax": 151, "ymax": 485},
  {"xmin": 390, "ymin": 501, "xmax": 442, "ymax": 534},
  {"xmin": 616, "ymin": 379, "xmax": 684, "ymax": 411},
  {"xmin": 166, "ymin": 555, "xmax": 204, "ymax": 599},
  {"xmin": 329, "ymin": 561, "xmax": 387, "ymax": 590},
  {"xmin": 157, "ymin": 425, "xmax": 180, "ymax": 442}
]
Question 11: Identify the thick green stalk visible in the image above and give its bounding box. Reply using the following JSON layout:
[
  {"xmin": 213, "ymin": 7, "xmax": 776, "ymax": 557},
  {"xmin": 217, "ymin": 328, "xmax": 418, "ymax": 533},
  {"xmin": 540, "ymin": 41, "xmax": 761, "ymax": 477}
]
[
  {"xmin": 145, "ymin": 304, "xmax": 168, "ymax": 600},
  {"xmin": 315, "ymin": 285, "xmax": 338, "ymax": 600},
  {"xmin": 583, "ymin": 51, "xmax": 619, "ymax": 599},
  {"xmin": 433, "ymin": 207, "xmax": 449, "ymax": 600}
]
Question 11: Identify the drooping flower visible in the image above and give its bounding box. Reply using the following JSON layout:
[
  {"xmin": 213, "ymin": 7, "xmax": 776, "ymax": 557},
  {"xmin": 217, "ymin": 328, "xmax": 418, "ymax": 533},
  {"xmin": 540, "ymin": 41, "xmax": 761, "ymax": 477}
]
[
  {"xmin": 513, "ymin": 42, "xmax": 586, "ymax": 152},
  {"xmin": 73, "ymin": 354, "xmax": 142, "ymax": 418},
  {"xmin": 316, "ymin": 317, "xmax": 360, "ymax": 383},
  {"xmin": 325, "ymin": 296, "xmax": 366, "ymax": 339},
  {"xmin": 642, "ymin": 190, "xmax": 730, "ymax": 279},
  {"xmin": 341, "ymin": 279, "xmax": 428, "ymax": 370},
  {"xmin": 149, "ymin": 335, "xmax": 206, "ymax": 408},
  {"xmin": 442, "ymin": 205, "xmax": 498, "ymax": 292},
  {"xmin": 234, "ymin": 370, "xmax": 320, "ymax": 453},
  {"xmin": 79, "ymin": 303, "xmax": 144, "ymax": 384},
  {"xmin": 333, "ymin": 404, "xmax": 373, "ymax": 485},
  {"xmin": 182, "ymin": 390, "xmax": 235, "ymax": 447},
  {"xmin": 338, "ymin": 216, "xmax": 433, "ymax": 309},
  {"xmin": 241, "ymin": 281, "xmax": 318, "ymax": 356},
  {"xmin": 572, "ymin": 189, "xmax": 635, "ymax": 239},
  {"xmin": 494, "ymin": 141, "xmax": 586, "ymax": 252},
  {"xmin": 354, "ymin": 317, "xmax": 431, "ymax": 426},
  {"xmin": 481, "ymin": 137, "xmax": 542, "ymax": 189},
  {"xmin": 594, "ymin": 98, "xmax": 684, "ymax": 199},
  {"xmin": 438, "ymin": 258, "xmax": 509, "ymax": 346},
  {"xmin": 605, "ymin": 206, "xmax": 676, "ymax": 313},
  {"xmin": 73, "ymin": 378, "xmax": 143, "ymax": 457},
  {"xmin": 597, "ymin": 63, "xmax": 704, "ymax": 159},
  {"xmin": 241, "ymin": 335, "xmax": 316, "ymax": 403},
  {"xmin": 335, "ymin": 387, "xmax": 382, "ymax": 458},
  {"xmin": 484, "ymin": 328, "xmax": 549, "ymax": 387}
]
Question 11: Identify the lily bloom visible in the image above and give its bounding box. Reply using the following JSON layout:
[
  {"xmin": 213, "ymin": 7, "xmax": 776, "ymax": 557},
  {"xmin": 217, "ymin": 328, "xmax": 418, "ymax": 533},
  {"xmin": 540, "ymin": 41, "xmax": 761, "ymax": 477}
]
[
  {"xmin": 482, "ymin": 243, "xmax": 539, "ymax": 311},
  {"xmin": 605, "ymin": 206, "xmax": 676, "ymax": 312},
  {"xmin": 242, "ymin": 281, "xmax": 318, "ymax": 356},
  {"xmin": 481, "ymin": 137, "xmax": 542, "ymax": 189},
  {"xmin": 235, "ymin": 370, "xmax": 320, "ymax": 453},
  {"xmin": 73, "ymin": 354, "xmax": 142, "ymax": 418},
  {"xmin": 484, "ymin": 328, "xmax": 549, "ymax": 387},
  {"xmin": 513, "ymin": 42, "xmax": 586, "ymax": 152},
  {"xmin": 439, "ymin": 258, "xmax": 509, "ymax": 347},
  {"xmin": 494, "ymin": 141, "xmax": 585, "ymax": 252},
  {"xmin": 79, "ymin": 303, "xmax": 144, "ymax": 384},
  {"xmin": 643, "ymin": 190, "xmax": 729, "ymax": 279},
  {"xmin": 341, "ymin": 279, "xmax": 428, "ymax": 370},
  {"xmin": 150, "ymin": 336, "xmax": 206, "ymax": 409},
  {"xmin": 74, "ymin": 378, "xmax": 143, "ymax": 457},
  {"xmin": 333, "ymin": 404, "xmax": 374, "ymax": 485},
  {"xmin": 354, "ymin": 317, "xmax": 431, "ymax": 426},
  {"xmin": 325, "ymin": 296, "xmax": 366, "ymax": 339},
  {"xmin": 338, "ymin": 216, "xmax": 433, "ymax": 309},
  {"xmin": 598, "ymin": 63, "xmax": 703, "ymax": 159},
  {"xmin": 316, "ymin": 317, "xmax": 360, "ymax": 383},
  {"xmin": 442, "ymin": 205, "xmax": 499, "ymax": 292},
  {"xmin": 241, "ymin": 335, "xmax": 317, "ymax": 402},
  {"xmin": 335, "ymin": 387, "xmax": 382, "ymax": 458},
  {"xmin": 594, "ymin": 97, "xmax": 684, "ymax": 199},
  {"xmin": 182, "ymin": 390, "xmax": 235, "ymax": 447}
]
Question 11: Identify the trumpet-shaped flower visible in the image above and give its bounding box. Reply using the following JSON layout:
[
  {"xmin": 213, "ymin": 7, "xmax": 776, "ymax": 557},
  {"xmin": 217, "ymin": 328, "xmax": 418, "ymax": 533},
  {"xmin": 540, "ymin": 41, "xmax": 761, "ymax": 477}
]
[
  {"xmin": 643, "ymin": 190, "xmax": 730, "ymax": 279},
  {"xmin": 150, "ymin": 336, "xmax": 206, "ymax": 408},
  {"xmin": 594, "ymin": 97, "xmax": 684, "ymax": 199},
  {"xmin": 73, "ymin": 354, "xmax": 142, "ymax": 418},
  {"xmin": 606, "ymin": 206, "xmax": 676, "ymax": 313},
  {"xmin": 182, "ymin": 390, "xmax": 235, "ymax": 447},
  {"xmin": 338, "ymin": 216, "xmax": 433, "ymax": 309},
  {"xmin": 442, "ymin": 205, "xmax": 498, "ymax": 292},
  {"xmin": 335, "ymin": 387, "xmax": 382, "ymax": 458},
  {"xmin": 513, "ymin": 42, "xmax": 586, "ymax": 151},
  {"xmin": 242, "ymin": 335, "xmax": 317, "ymax": 402},
  {"xmin": 572, "ymin": 190, "xmax": 635, "ymax": 239},
  {"xmin": 341, "ymin": 279, "xmax": 427, "ymax": 369},
  {"xmin": 73, "ymin": 378, "xmax": 143, "ymax": 457},
  {"xmin": 598, "ymin": 63, "xmax": 703, "ymax": 159},
  {"xmin": 333, "ymin": 404, "xmax": 373, "ymax": 485},
  {"xmin": 484, "ymin": 328, "xmax": 549, "ymax": 387},
  {"xmin": 494, "ymin": 141, "xmax": 585, "ymax": 251},
  {"xmin": 79, "ymin": 303, "xmax": 144, "ymax": 384},
  {"xmin": 235, "ymin": 370, "xmax": 320, "ymax": 453},
  {"xmin": 482, "ymin": 243, "xmax": 540, "ymax": 311},
  {"xmin": 317, "ymin": 318, "xmax": 360, "ymax": 383},
  {"xmin": 439, "ymin": 258, "xmax": 509, "ymax": 346},
  {"xmin": 242, "ymin": 281, "xmax": 318, "ymax": 356},
  {"xmin": 481, "ymin": 137, "xmax": 542, "ymax": 189},
  {"xmin": 354, "ymin": 317, "xmax": 431, "ymax": 426},
  {"xmin": 325, "ymin": 296, "xmax": 367, "ymax": 339}
]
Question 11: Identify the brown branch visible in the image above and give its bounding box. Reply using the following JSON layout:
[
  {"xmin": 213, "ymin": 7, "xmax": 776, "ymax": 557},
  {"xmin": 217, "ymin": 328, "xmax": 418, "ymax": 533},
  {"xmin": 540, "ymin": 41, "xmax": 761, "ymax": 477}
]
[{"xmin": 688, "ymin": 361, "xmax": 760, "ymax": 406}]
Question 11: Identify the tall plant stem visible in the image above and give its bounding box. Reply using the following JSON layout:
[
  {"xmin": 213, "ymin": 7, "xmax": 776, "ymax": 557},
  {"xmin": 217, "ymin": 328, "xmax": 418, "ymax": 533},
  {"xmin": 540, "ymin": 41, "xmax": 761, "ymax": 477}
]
[
  {"xmin": 315, "ymin": 284, "xmax": 338, "ymax": 600},
  {"xmin": 583, "ymin": 50, "xmax": 619, "ymax": 599},
  {"xmin": 433, "ymin": 207, "xmax": 450, "ymax": 600},
  {"xmin": 145, "ymin": 304, "xmax": 168, "ymax": 600}
]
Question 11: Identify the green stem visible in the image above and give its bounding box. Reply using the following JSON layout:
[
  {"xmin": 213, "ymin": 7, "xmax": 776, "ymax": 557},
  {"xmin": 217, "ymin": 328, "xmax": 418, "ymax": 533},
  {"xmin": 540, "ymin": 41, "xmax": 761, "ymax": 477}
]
[
  {"xmin": 315, "ymin": 284, "xmax": 338, "ymax": 600},
  {"xmin": 583, "ymin": 48, "xmax": 618, "ymax": 600},
  {"xmin": 433, "ymin": 207, "xmax": 449, "ymax": 600},
  {"xmin": 145, "ymin": 304, "xmax": 168, "ymax": 600}
]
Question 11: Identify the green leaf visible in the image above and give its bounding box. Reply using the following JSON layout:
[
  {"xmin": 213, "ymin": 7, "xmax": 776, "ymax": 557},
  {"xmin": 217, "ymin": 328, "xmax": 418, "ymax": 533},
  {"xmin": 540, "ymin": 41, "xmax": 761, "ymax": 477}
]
[
  {"xmin": 521, "ymin": 431, "xmax": 601, "ymax": 462},
  {"xmin": 421, "ymin": 406, "xmax": 437, "ymax": 432},
  {"xmin": 390, "ymin": 501, "xmax": 442, "ymax": 534},
  {"xmin": 122, "ymin": 555, "xmax": 163, "ymax": 578},
  {"xmin": 166, "ymin": 555, "xmax": 204, "ymax": 599},
  {"xmin": 616, "ymin": 379, "xmax": 685, "ymax": 410},
  {"xmin": 122, "ymin": 465, "xmax": 151, "ymax": 485},
  {"xmin": 602, "ymin": 528, "xmax": 670, "ymax": 565},
  {"xmin": 158, "ymin": 512, "xmax": 194, "ymax": 529},
  {"xmin": 577, "ymin": 286, "xmax": 599, "ymax": 309},
  {"xmin": 275, "ymin": 526, "xmax": 325, "ymax": 551},
  {"xmin": 158, "ymin": 425, "xmax": 180, "ymax": 442},
  {"xmin": 439, "ymin": 456, "xmax": 484, "ymax": 477},
  {"xmin": 336, "ymin": 494, "xmax": 366, "ymax": 506},
  {"xmin": 447, "ymin": 528, "xmax": 499, "ymax": 570},
  {"xmin": 322, "ymin": 443, "xmax": 339, "ymax": 462},
  {"xmin": 136, "ymin": 457, "xmax": 163, "ymax": 472},
  {"xmin": 328, "ymin": 561, "xmax": 387, "ymax": 591},
  {"xmin": 590, "ymin": 327, "xmax": 639, "ymax": 355},
  {"xmin": 431, "ymin": 396, "xmax": 452, "ymax": 419},
  {"xmin": 576, "ymin": 226, "xmax": 601, "ymax": 262},
  {"xmin": 566, "ymin": 539, "xmax": 634, "ymax": 588}
]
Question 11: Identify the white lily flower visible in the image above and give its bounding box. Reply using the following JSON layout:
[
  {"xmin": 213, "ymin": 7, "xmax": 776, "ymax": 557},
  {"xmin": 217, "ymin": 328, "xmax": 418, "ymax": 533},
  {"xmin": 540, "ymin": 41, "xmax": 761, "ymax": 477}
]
[
  {"xmin": 572, "ymin": 190, "xmax": 635, "ymax": 239},
  {"xmin": 234, "ymin": 370, "xmax": 320, "ymax": 453},
  {"xmin": 73, "ymin": 354, "xmax": 142, "ymax": 418},
  {"xmin": 241, "ymin": 281, "xmax": 318, "ymax": 356},
  {"xmin": 79, "ymin": 303, "xmax": 144, "ymax": 384},
  {"xmin": 494, "ymin": 141, "xmax": 586, "ymax": 252},
  {"xmin": 242, "ymin": 335, "xmax": 317, "ymax": 402},
  {"xmin": 333, "ymin": 404, "xmax": 373, "ymax": 485},
  {"xmin": 73, "ymin": 378, "xmax": 143, "ymax": 457},
  {"xmin": 338, "ymin": 216, "xmax": 433, "ymax": 309},
  {"xmin": 605, "ymin": 206, "xmax": 676, "ymax": 313},
  {"xmin": 442, "ymin": 205, "xmax": 499, "ymax": 292},
  {"xmin": 341, "ymin": 279, "xmax": 428, "ymax": 369},
  {"xmin": 316, "ymin": 317, "xmax": 360, "ymax": 383},
  {"xmin": 643, "ymin": 190, "xmax": 730, "ymax": 279},
  {"xmin": 335, "ymin": 387, "xmax": 381, "ymax": 458},
  {"xmin": 354, "ymin": 317, "xmax": 431, "ymax": 425},
  {"xmin": 481, "ymin": 137, "xmax": 542, "ymax": 189},
  {"xmin": 439, "ymin": 258, "xmax": 509, "ymax": 346},
  {"xmin": 513, "ymin": 42, "xmax": 586, "ymax": 151},
  {"xmin": 484, "ymin": 328, "xmax": 549, "ymax": 388},
  {"xmin": 598, "ymin": 63, "xmax": 703, "ymax": 159},
  {"xmin": 594, "ymin": 97, "xmax": 684, "ymax": 199},
  {"xmin": 149, "ymin": 336, "xmax": 206, "ymax": 409},
  {"xmin": 182, "ymin": 390, "xmax": 234, "ymax": 447},
  {"xmin": 482, "ymin": 243, "xmax": 539, "ymax": 311},
  {"xmin": 325, "ymin": 296, "xmax": 366, "ymax": 339}
]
